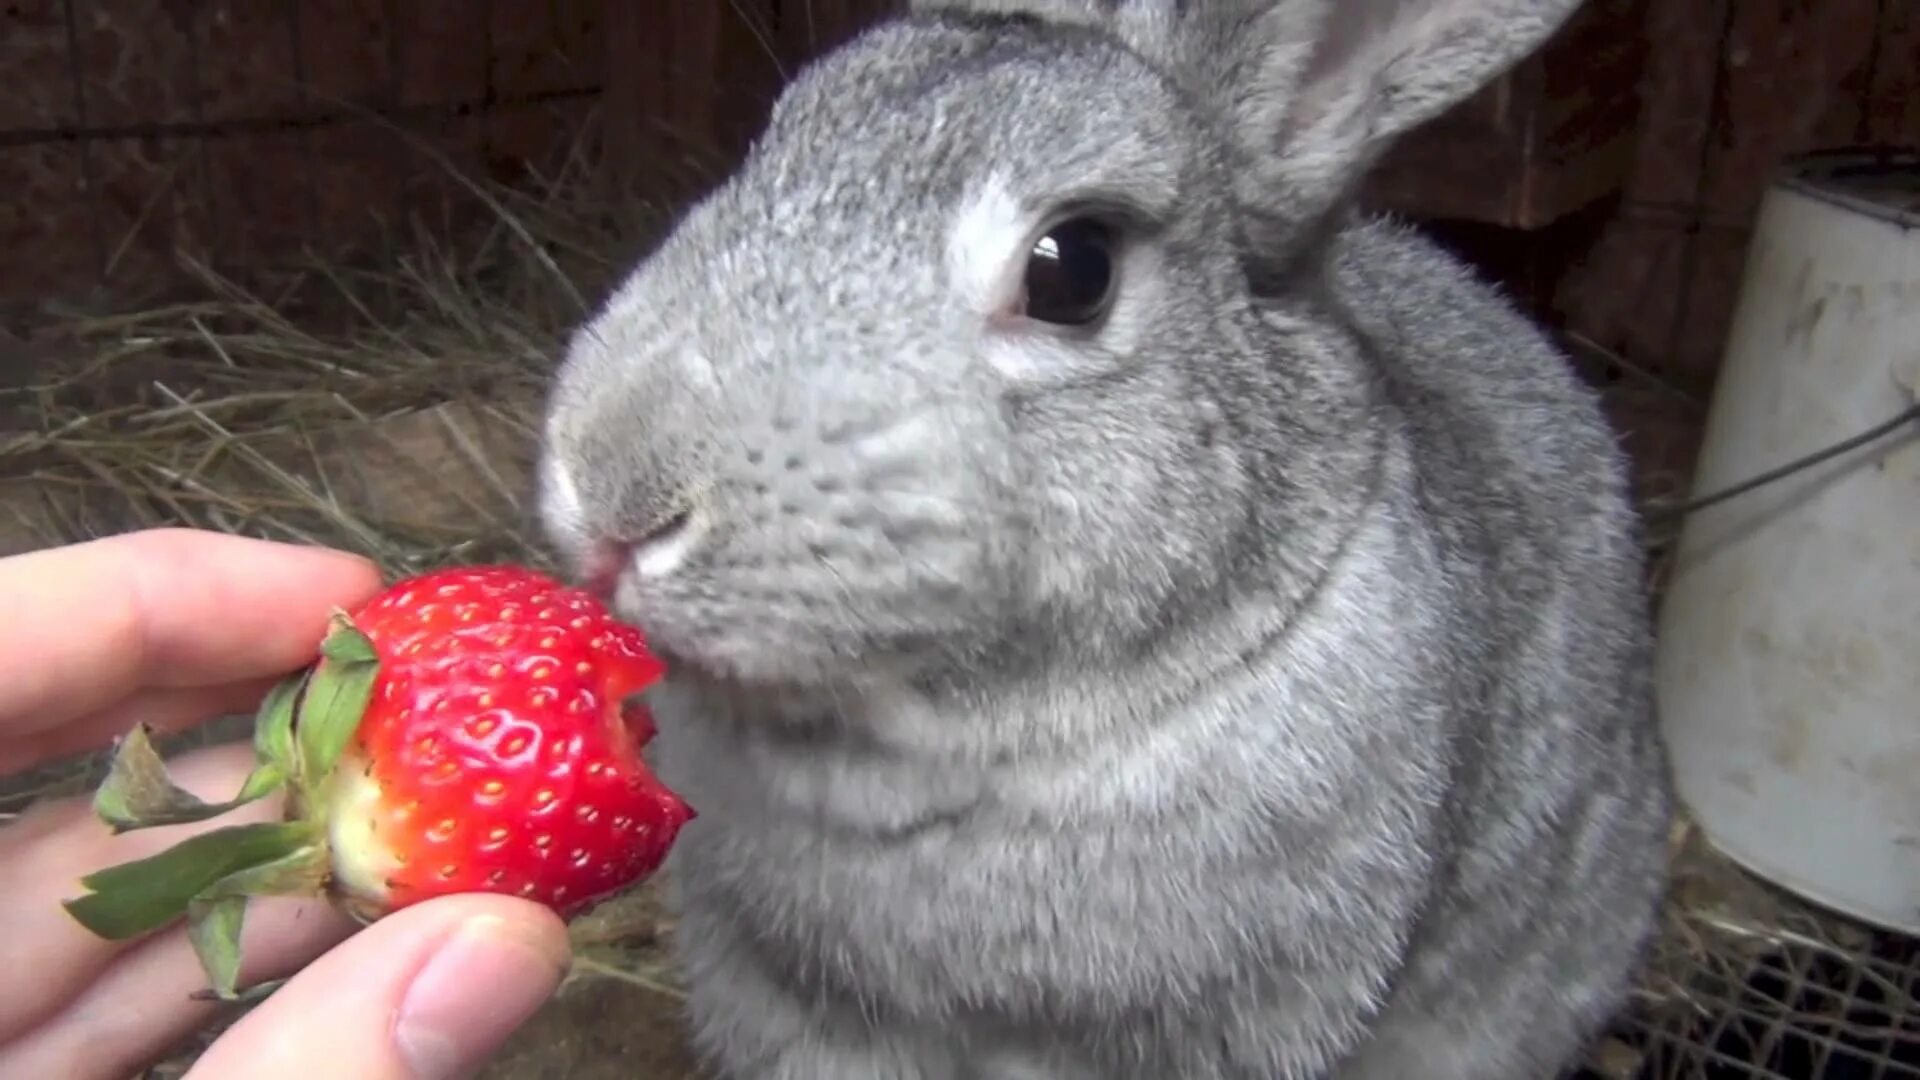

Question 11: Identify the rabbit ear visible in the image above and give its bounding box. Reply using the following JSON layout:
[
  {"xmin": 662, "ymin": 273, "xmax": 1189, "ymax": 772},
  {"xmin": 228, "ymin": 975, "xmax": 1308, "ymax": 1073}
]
[
  {"xmin": 910, "ymin": 0, "xmax": 1583, "ymax": 255},
  {"xmin": 1227, "ymin": 0, "xmax": 1583, "ymax": 250}
]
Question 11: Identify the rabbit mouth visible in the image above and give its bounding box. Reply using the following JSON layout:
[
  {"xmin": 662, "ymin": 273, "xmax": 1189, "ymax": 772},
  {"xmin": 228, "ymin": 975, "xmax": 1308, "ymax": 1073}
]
[{"xmin": 582, "ymin": 509, "xmax": 698, "ymax": 599}]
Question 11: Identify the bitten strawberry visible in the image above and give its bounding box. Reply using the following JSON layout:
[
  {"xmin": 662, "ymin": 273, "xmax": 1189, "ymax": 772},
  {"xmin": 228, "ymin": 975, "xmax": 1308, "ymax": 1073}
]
[
  {"xmin": 318, "ymin": 565, "xmax": 689, "ymax": 919},
  {"xmin": 61, "ymin": 564, "xmax": 693, "ymax": 1001}
]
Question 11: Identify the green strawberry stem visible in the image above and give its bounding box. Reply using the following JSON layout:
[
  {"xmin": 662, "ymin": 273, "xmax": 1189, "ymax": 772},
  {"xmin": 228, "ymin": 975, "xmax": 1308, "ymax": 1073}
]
[{"xmin": 61, "ymin": 615, "xmax": 386, "ymax": 1000}]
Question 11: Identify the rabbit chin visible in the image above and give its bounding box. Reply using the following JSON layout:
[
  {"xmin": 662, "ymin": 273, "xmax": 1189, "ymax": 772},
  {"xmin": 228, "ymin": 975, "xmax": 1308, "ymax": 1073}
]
[{"xmin": 615, "ymin": 601, "xmax": 858, "ymax": 690}]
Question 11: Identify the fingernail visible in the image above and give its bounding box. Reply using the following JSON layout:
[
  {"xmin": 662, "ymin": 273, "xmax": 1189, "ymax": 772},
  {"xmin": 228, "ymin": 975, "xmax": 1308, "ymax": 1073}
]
[{"xmin": 395, "ymin": 915, "xmax": 567, "ymax": 1080}]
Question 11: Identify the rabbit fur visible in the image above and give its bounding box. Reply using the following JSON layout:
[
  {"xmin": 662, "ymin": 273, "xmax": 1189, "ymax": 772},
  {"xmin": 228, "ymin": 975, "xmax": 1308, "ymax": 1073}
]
[{"xmin": 538, "ymin": 1, "xmax": 1676, "ymax": 1077}]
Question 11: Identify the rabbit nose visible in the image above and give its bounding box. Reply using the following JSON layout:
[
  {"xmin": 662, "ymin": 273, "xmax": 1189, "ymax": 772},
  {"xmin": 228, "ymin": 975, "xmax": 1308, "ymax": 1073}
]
[{"xmin": 587, "ymin": 506, "xmax": 703, "ymax": 595}]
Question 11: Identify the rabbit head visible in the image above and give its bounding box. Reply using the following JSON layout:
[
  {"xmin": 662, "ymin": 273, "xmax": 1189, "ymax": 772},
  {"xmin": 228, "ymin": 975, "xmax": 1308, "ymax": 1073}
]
[{"xmin": 539, "ymin": 0, "xmax": 1584, "ymax": 692}]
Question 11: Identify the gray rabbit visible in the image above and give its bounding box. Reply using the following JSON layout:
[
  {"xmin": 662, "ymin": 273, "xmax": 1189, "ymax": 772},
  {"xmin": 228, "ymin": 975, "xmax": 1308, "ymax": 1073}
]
[{"xmin": 537, "ymin": 1, "xmax": 1676, "ymax": 1077}]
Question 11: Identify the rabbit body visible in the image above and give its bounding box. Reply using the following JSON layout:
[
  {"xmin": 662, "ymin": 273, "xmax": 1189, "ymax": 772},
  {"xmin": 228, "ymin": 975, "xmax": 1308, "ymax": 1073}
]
[{"xmin": 539, "ymin": 3, "xmax": 1675, "ymax": 1078}]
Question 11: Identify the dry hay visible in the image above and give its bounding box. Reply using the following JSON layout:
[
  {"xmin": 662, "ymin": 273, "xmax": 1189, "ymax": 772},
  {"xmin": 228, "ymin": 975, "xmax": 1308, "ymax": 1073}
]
[
  {"xmin": 1597, "ymin": 821, "xmax": 1920, "ymax": 1080},
  {"xmin": 1, "ymin": 137, "xmax": 1912, "ymax": 1080}
]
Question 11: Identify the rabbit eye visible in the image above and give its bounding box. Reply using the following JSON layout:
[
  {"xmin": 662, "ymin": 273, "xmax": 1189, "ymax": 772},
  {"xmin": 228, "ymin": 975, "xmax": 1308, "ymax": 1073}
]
[{"xmin": 1020, "ymin": 217, "xmax": 1115, "ymax": 327}]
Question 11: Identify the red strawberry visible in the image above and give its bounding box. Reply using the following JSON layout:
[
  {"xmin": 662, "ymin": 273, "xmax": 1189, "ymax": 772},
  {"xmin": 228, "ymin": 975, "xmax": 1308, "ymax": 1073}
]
[
  {"xmin": 320, "ymin": 565, "xmax": 690, "ymax": 920},
  {"xmin": 61, "ymin": 564, "xmax": 694, "ymax": 1001}
]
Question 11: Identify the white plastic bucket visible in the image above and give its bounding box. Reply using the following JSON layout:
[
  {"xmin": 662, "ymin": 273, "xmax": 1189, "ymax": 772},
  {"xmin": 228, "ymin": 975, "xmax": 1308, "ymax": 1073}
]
[{"xmin": 1654, "ymin": 151, "xmax": 1920, "ymax": 934}]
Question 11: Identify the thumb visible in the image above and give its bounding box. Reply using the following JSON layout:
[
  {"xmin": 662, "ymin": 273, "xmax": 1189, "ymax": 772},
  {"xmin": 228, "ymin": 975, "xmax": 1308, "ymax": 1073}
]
[{"xmin": 185, "ymin": 894, "xmax": 570, "ymax": 1080}]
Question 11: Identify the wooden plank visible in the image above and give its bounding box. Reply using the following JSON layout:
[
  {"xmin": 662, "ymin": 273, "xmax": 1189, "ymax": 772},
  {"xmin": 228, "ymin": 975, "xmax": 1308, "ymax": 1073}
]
[
  {"xmin": 602, "ymin": 1, "xmax": 726, "ymax": 201},
  {"xmin": 1364, "ymin": 0, "xmax": 1650, "ymax": 229},
  {"xmin": 1867, "ymin": 0, "xmax": 1920, "ymax": 148}
]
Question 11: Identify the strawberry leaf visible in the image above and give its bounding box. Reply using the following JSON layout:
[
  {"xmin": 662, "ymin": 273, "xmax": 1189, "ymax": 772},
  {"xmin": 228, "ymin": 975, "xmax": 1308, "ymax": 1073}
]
[
  {"xmin": 319, "ymin": 611, "xmax": 380, "ymax": 665},
  {"xmin": 204, "ymin": 842, "xmax": 331, "ymax": 899},
  {"xmin": 93, "ymin": 725, "xmax": 283, "ymax": 834},
  {"xmin": 61, "ymin": 821, "xmax": 317, "ymax": 940},
  {"xmin": 184, "ymin": 844, "xmax": 328, "ymax": 1000},
  {"xmin": 190, "ymin": 978, "xmax": 287, "ymax": 1005},
  {"xmin": 91, "ymin": 725, "xmax": 213, "ymax": 831},
  {"xmin": 249, "ymin": 669, "xmax": 306, "ymax": 784},
  {"xmin": 294, "ymin": 614, "xmax": 381, "ymax": 792},
  {"xmin": 186, "ymin": 895, "xmax": 248, "ymax": 1001}
]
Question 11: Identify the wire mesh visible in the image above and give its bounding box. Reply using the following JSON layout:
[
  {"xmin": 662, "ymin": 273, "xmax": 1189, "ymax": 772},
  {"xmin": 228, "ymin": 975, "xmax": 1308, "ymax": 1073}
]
[{"xmin": 1569, "ymin": 826, "xmax": 1920, "ymax": 1080}]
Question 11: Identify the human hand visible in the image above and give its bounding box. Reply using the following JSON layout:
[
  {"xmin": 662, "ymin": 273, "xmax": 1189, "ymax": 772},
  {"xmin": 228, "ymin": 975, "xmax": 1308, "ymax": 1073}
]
[{"xmin": 0, "ymin": 529, "xmax": 571, "ymax": 1080}]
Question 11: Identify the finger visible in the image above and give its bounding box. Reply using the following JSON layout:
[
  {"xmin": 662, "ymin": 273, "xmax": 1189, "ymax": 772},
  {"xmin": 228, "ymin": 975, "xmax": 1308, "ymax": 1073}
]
[
  {"xmin": 0, "ymin": 677, "xmax": 278, "ymax": 777},
  {"xmin": 0, "ymin": 742, "xmax": 324, "ymax": 1042},
  {"xmin": 0, "ymin": 893, "xmax": 352, "ymax": 1080},
  {"xmin": 0, "ymin": 528, "xmax": 382, "ymax": 749},
  {"xmin": 186, "ymin": 895, "xmax": 569, "ymax": 1080}
]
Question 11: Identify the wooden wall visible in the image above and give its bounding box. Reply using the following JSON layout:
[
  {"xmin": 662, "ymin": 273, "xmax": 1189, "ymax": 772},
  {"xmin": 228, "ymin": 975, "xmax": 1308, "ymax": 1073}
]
[
  {"xmin": 1344, "ymin": 0, "xmax": 1913, "ymax": 489},
  {"xmin": 1552, "ymin": 0, "xmax": 1915, "ymax": 395},
  {"xmin": 2, "ymin": 0, "xmax": 1914, "ymax": 457},
  {"xmin": 0, "ymin": 0, "xmax": 608, "ymax": 314}
]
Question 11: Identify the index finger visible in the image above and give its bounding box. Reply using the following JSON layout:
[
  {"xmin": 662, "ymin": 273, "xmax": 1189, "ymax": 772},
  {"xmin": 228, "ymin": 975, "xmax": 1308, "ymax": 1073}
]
[{"xmin": 0, "ymin": 529, "xmax": 384, "ymax": 741}]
